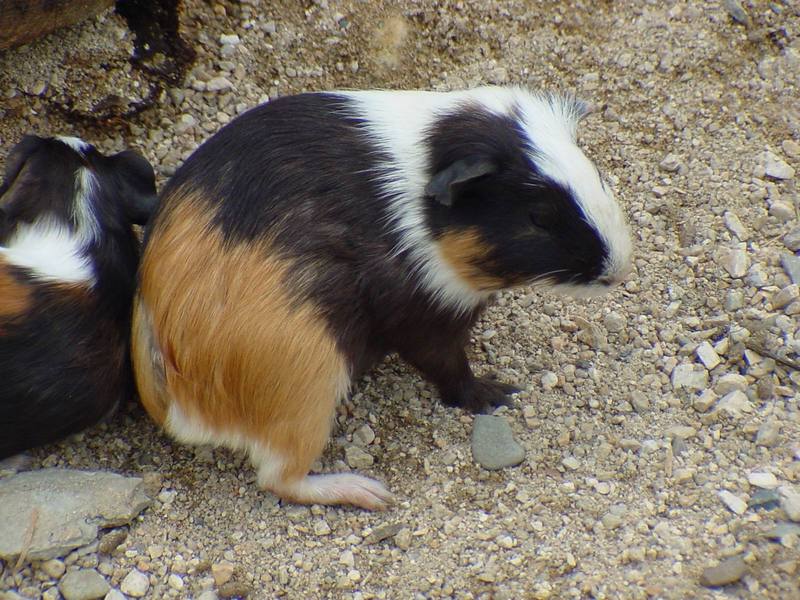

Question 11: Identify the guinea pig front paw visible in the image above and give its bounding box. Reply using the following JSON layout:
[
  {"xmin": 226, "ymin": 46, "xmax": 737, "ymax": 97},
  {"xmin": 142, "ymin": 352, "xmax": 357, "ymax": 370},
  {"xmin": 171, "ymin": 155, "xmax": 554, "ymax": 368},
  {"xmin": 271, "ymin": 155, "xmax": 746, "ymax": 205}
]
[{"xmin": 441, "ymin": 377, "xmax": 520, "ymax": 414}]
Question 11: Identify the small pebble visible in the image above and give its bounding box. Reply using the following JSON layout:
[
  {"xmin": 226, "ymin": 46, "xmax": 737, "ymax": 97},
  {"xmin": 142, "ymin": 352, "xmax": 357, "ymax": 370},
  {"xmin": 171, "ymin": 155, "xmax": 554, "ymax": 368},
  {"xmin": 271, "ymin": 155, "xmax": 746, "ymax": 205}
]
[
  {"xmin": 42, "ymin": 558, "xmax": 66, "ymax": 579},
  {"xmin": 59, "ymin": 569, "xmax": 110, "ymax": 600},
  {"xmin": 748, "ymin": 471, "xmax": 779, "ymax": 489},
  {"xmin": 695, "ymin": 341, "xmax": 721, "ymax": 370},
  {"xmin": 212, "ymin": 562, "xmax": 235, "ymax": 586},
  {"xmin": 718, "ymin": 490, "xmax": 747, "ymax": 515},
  {"xmin": 120, "ymin": 569, "xmax": 150, "ymax": 597}
]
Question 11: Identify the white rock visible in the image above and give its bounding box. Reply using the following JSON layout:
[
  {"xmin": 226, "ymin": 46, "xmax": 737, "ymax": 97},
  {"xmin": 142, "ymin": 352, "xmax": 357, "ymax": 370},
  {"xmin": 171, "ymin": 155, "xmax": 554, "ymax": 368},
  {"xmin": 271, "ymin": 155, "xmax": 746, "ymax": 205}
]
[
  {"xmin": 723, "ymin": 212, "xmax": 748, "ymax": 240},
  {"xmin": 671, "ymin": 363, "xmax": 709, "ymax": 391},
  {"xmin": 120, "ymin": 569, "xmax": 149, "ymax": 597},
  {"xmin": 104, "ymin": 590, "xmax": 126, "ymax": 600},
  {"xmin": 723, "ymin": 248, "xmax": 749, "ymax": 278},
  {"xmin": 219, "ymin": 34, "xmax": 241, "ymax": 45},
  {"xmin": 748, "ymin": 471, "xmax": 779, "ymax": 489},
  {"xmin": 718, "ymin": 490, "xmax": 747, "ymax": 515},
  {"xmin": 562, "ymin": 456, "xmax": 580, "ymax": 470},
  {"xmin": 716, "ymin": 390, "xmax": 752, "ymax": 417},
  {"xmin": 762, "ymin": 150, "xmax": 796, "ymax": 180},
  {"xmin": 695, "ymin": 341, "xmax": 721, "ymax": 370},
  {"xmin": 339, "ymin": 550, "xmax": 355, "ymax": 568},
  {"xmin": 714, "ymin": 373, "xmax": 748, "ymax": 395},
  {"xmin": 779, "ymin": 486, "xmax": 800, "ymax": 522}
]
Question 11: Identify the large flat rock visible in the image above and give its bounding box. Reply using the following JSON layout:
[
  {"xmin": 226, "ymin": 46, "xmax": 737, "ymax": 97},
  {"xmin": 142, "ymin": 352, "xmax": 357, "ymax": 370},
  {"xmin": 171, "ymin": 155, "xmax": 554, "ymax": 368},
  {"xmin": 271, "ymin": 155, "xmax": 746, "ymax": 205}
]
[{"xmin": 0, "ymin": 469, "xmax": 151, "ymax": 561}]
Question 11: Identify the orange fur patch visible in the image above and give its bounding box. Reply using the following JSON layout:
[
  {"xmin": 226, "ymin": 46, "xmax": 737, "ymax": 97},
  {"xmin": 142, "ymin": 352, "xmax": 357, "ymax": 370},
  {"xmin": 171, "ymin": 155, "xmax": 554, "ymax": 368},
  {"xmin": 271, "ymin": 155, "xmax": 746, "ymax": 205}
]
[
  {"xmin": 437, "ymin": 228, "xmax": 504, "ymax": 291},
  {"xmin": 0, "ymin": 261, "xmax": 31, "ymax": 319},
  {"xmin": 133, "ymin": 188, "xmax": 349, "ymax": 482}
]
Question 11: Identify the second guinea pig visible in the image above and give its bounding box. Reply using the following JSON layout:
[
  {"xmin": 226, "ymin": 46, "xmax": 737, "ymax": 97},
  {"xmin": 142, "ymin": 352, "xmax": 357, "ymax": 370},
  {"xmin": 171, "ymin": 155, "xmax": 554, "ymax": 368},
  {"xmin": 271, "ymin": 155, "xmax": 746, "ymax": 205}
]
[
  {"xmin": 0, "ymin": 135, "xmax": 158, "ymax": 458},
  {"xmin": 133, "ymin": 86, "xmax": 633, "ymax": 509}
]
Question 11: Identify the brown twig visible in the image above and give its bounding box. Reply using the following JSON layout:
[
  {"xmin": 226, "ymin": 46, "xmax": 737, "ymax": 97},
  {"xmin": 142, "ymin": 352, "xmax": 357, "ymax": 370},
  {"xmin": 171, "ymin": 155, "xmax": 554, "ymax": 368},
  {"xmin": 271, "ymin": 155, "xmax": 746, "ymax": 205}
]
[
  {"xmin": 743, "ymin": 340, "xmax": 800, "ymax": 372},
  {"xmin": 12, "ymin": 507, "xmax": 39, "ymax": 575}
]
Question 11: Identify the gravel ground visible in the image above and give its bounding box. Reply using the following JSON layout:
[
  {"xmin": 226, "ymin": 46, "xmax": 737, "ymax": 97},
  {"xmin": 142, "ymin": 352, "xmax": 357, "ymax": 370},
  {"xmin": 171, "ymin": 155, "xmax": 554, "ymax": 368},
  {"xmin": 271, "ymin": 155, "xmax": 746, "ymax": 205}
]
[{"xmin": 1, "ymin": 0, "xmax": 800, "ymax": 598}]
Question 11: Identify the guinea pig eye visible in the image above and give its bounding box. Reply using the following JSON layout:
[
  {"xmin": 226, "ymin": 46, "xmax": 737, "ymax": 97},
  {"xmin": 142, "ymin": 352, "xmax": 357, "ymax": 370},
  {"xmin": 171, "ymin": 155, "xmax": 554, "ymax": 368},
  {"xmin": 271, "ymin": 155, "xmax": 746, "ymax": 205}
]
[{"xmin": 529, "ymin": 206, "xmax": 557, "ymax": 230}]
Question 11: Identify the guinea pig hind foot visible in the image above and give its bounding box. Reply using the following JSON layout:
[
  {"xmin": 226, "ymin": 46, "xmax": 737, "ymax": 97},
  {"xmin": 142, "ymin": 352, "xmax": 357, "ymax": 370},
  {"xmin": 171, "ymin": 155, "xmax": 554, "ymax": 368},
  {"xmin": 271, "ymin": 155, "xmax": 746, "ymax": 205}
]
[{"xmin": 261, "ymin": 472, "xmax": 394, "ymax": 511}]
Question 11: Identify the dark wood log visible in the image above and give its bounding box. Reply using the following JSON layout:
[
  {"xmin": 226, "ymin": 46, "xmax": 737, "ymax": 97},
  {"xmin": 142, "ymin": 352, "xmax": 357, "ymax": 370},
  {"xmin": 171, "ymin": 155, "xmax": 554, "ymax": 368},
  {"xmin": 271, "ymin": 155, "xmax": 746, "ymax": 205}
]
[{"xmin": 0, "ymin": 0, "xmax": 114, "ymax": 50}]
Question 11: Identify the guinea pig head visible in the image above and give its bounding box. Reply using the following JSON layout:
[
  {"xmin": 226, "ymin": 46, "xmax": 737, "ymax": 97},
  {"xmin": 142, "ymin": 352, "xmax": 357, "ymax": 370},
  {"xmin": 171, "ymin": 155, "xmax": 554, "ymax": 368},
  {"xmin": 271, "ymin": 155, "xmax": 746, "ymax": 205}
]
[
  {"xmin": 424, "ymin": 94, "xmax": 633, "ymax": 298},
  {"xmin": 0, "ymin": 135, "xmax": 158, "ymax": 241}
]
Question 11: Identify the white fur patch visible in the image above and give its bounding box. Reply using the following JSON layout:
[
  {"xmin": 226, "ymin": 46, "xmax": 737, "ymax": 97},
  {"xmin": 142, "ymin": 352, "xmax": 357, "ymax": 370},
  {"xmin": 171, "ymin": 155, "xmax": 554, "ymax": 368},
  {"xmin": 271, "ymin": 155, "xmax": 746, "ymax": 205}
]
[
  {"xmin": 56, "ymin": 136, "xmax": 91, "ymax": 155},
  {"xmin": 73, "ymin": 167, "xmax": 101, "ymax": 243},
  {"xmin": 336, "ymin": 86, "xmax": 631, "ymax": 310},
  {"xmin": 0, "ymin": 219, "xmax": 94, "ymax": 284},
  {"xmin": 513, "ymin": 95, "xmax": 632, "ymax": 283},
  {"xmin": 0, "ymin": 167, "xmax": 100, "ymax": 284},
  {"xmin": 165, "ymin": 402, "xmax": 288, "ymax": 484}
]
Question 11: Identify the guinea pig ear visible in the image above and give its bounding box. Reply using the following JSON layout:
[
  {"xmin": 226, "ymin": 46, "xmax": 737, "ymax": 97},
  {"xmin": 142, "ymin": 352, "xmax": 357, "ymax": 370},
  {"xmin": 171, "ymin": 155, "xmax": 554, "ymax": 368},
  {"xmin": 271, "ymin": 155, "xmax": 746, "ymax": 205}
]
[
  {"xmin": 424, "ymin": 157, "xmax": 497, "ymax": 207},
  {"xmin": 1, "ymin": 135, "xmax": 42, "ymax": 200},
  {"xmin": 111, "ymin": 150, "xmax": 159, "ymax": 225}
]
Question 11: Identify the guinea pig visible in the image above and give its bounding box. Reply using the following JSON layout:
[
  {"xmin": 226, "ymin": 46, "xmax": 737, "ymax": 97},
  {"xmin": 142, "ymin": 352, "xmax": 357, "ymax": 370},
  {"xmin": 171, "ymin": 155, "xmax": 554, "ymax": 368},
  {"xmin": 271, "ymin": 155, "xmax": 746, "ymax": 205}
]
[
  {"xmin": 0, "ymin": 135, "xmax": 158, "ymax": 458},
  {"xmin": 132, "ymin": 86, "xmax": 633, "ymax": 510}
]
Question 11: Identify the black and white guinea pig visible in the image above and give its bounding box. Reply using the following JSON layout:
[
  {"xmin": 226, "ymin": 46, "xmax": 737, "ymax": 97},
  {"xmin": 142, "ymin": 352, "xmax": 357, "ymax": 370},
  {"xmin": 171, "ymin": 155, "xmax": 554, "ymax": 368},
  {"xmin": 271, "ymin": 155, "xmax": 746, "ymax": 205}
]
[
  {"xmin": 0, "ymin": 135, "xmax": 158, "ymax": 458},
  {"xmin": 132, "ymin": 86, "xmax": 633, "ymax": 510}
]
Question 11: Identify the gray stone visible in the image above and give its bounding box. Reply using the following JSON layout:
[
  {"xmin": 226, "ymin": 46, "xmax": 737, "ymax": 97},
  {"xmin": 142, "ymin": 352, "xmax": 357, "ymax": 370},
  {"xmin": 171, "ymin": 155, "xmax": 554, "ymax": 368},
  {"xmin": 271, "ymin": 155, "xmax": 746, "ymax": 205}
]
[
  {"xmin": 59, "ymin": 569, "xmax": 110, "ymax": 600},
  {"xmin": 104, "ymin": 591, "xmax": 126, "ymax": 600},
  {"xmin": 781, "ymin": 254, "xmax": 800, "ymax": 285},
  {"xmin": 723, "ymin": 0, "xmax": 749, "ymax": 25},
  {"xmin": 471, "ymin": 415, "xmax": 526, "ymax": 470},
  {"xmin": 41, "ymin": 558, "xmax": 66, "ymax": 579},
  {"xmin": 0, "ymin": 469, "xmax": 151, "ymax": 561},
  {"xmin": 784, "ymin": 227, "xmax": 800, "ymax": 252},
  {"xmin": 766, "ymin": 522, "xmax": 800, "ymax": 541},
  {"xmin": 748, "ymin": 488, "xmax": 781, "ymax": 511},
  {"xmin": 700, "ymin": 556, "xmax": 747, "ymax": 587}
]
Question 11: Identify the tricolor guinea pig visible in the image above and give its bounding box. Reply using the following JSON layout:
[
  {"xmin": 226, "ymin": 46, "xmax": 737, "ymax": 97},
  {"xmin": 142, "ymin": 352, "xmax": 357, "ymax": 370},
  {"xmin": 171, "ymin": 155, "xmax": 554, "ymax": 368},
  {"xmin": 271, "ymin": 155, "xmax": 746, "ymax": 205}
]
[
  {"xmin": 133, "ymin": 86, "xmax": 633, "ymax": 510},
  {"xmin": 0, "ymin": 135, "xmax": 158, "ymax": 458}
]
